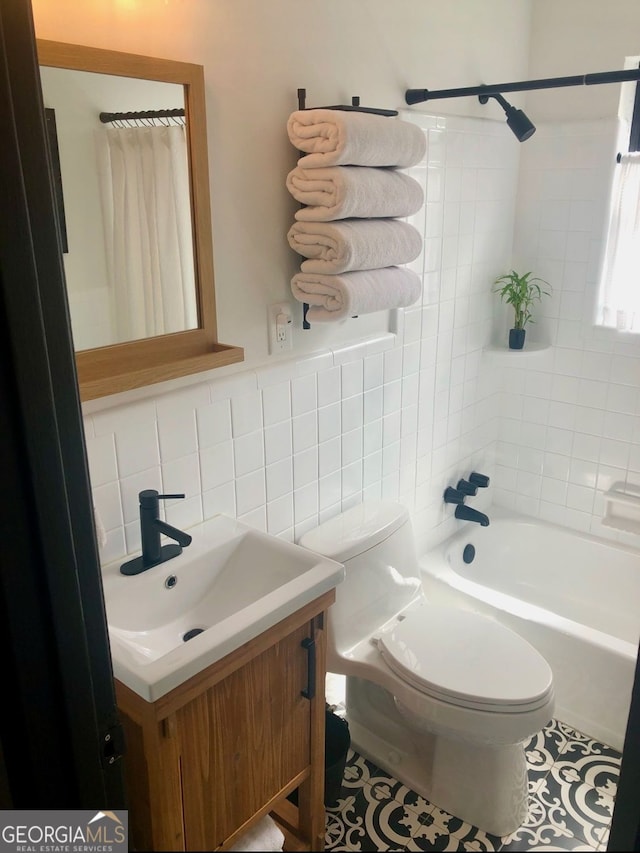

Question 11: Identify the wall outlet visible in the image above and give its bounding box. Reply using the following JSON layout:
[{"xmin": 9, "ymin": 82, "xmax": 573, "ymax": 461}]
[{"xmin": 268, "ymin": 302, "xmax": 293, "ymax": 353}]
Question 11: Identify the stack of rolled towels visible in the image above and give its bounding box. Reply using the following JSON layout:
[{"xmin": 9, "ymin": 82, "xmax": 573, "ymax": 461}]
[{"xmin": 286, "ymin": 108, "xmax": 426, "ymax": 322}]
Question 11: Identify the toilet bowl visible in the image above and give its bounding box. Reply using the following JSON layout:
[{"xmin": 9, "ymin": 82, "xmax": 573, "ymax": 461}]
[{"xmin": 299, "ymin": 501, "xmax": 554, "ymax": 836}]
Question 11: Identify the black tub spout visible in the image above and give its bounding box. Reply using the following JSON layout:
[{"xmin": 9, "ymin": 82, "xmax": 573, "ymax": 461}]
[{"xmin": 455, "ymin": 505, "xmax": 490, "ymax": 526}]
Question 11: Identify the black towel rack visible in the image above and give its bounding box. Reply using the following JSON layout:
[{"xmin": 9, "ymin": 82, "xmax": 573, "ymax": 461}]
[
  {"xmin": 294, "ymin": 88, "xmax": 398, "ymax": 329},
  {"xmin": 296, "ymin": 87, "xmax": 398, "ymax": 116}
]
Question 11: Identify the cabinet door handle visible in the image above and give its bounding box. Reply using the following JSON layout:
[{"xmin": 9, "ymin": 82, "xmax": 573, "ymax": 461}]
[{"xmin": 301, "ymin": 637, "xmax": 316, "ymax": 700}]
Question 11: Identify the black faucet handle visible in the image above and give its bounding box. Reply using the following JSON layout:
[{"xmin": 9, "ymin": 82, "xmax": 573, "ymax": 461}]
[
  {"xmin": 443, "ymin": 487, "xmax": 465, "ymax": 505},
  {"xmin": 139, "ymin": 489, "xmax": 186, "ymax": 507},
  {"xmin": 157, "ymin": 493, "xmax": 186, "ymax": 500},
  {"xmin": 469, "ymin": 472, "xmax": 490, "ymax": 488},
  {"xmin": 456, "ymin": 479, "xmax": 478, "ymax": 496}
]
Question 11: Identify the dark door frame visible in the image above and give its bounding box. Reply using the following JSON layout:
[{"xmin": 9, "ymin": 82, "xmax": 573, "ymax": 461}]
[
  {"xmin": 609, "ymin": 649, "xmax": 640, "ymax": 849},
  {"xmin": 0, "ymin": 0, "xmax": 125, "ymax": 807}
]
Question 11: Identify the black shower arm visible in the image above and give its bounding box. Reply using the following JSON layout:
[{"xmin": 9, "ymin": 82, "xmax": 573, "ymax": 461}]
[{"xmin": 406, "ymin": 67, "xmax": 640, "ymax": 105}]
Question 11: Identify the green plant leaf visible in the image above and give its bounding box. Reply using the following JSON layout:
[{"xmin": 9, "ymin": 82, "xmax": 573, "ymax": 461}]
[{"xmin": 492, "ymin": 269, "xmax": 551, "ymax": 329}]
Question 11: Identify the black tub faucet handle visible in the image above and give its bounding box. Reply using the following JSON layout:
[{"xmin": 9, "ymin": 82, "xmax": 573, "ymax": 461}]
[
  {"xmin": 469, "ymin": 472, "xmax": 490, "ymax": 488},
  {"xmin": 457, "ymin": 479, "xmax": 478, "ymax": 496}
]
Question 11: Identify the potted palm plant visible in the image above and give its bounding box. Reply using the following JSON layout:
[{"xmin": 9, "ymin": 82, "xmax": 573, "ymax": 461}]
[{"xmin": 493, "ymin": 269, "xmax": 551, "ymax": 350}]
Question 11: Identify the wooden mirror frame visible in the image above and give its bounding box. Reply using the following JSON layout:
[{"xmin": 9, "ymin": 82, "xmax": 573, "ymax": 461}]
[{"xmin": 37, "ymin": 40, "xmax": 244, "ymax": 401}]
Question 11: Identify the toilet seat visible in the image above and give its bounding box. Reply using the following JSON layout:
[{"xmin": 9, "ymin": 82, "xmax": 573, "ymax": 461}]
[{"xmin": 377, "ymin": 605, "xmax": 554, "ymax": 713}]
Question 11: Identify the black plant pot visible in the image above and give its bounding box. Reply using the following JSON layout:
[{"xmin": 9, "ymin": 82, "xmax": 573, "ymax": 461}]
[{"xmin": 509, "ymin": 328, "xmax": 526, "ymax": 350}]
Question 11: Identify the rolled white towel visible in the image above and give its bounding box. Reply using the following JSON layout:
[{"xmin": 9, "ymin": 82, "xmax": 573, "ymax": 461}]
[
  {"xmin": 228, "ymin": 815, "xmax": 284, "ymax": 852},
  {"xmin": 291, "ymin": 266, "xmax": 421, "ymax": 322},
  {"xmin": 286, "ymin": 165, "xmax": 423, "ymax": 221},
  {"xmin": 287, "ymin": 219, "xmax": 422, "ymax": 274},
  {"xmin": 287, "ymin": 108, "xmax": 426, "ymax": 168}
]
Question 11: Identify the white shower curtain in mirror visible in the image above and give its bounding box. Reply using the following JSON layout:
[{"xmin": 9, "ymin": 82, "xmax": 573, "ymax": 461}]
[
  {"xmin": 97, "ymin": 124, "xmax": 197, "ymax": 343},
  {"xmin": 598, "ymin": 152, "xmax": 640, "ymax": 332}
]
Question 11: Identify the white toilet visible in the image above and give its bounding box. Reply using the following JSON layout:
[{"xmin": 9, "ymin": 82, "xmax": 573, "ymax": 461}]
[{"xmin": 299, "ymin": 501, "xmax": 554, "ymax": 836}]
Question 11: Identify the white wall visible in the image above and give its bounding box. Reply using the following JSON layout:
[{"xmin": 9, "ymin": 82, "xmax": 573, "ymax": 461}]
[
  {"xmin": 33, "ymin": 0, "xmax": 532, "ymax": 367},
  {"xmin": 528, "ymin": 0, "xmax": 640, "ymax": 122}
]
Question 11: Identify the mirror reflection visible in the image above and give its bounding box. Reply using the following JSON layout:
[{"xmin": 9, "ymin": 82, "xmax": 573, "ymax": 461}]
[
  {"xmin": 39, "ymin": 67, "xmax": 198, "ymax": 350},
  {"xmin": 36, "ymin": 41, "xmax": 243, "ymax": 401}
]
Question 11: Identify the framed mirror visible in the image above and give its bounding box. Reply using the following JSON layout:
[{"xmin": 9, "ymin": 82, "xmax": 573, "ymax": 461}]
[{"xmin": 37, "ymin": 40, "xmax": 243, "ymax": 401}]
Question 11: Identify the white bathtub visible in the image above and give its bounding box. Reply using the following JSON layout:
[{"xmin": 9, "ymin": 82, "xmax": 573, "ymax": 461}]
[{"xmin": 419, "ymin": 509, "xmax": 640, "ymax": 751}]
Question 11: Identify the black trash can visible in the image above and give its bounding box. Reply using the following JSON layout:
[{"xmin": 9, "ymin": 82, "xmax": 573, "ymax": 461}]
[
  {"xmin": 288, "ymin": 709, "xmax": 351, "ymax": 808},
  {"xmin": 324, "ymin": 710, "xmax": 351, "ymax": 807}
]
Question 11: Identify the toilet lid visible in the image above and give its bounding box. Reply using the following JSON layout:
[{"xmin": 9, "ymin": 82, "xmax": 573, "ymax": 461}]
[{"xmin": 377, "ymin": 606, "xmax": 553, "ymax": 712}]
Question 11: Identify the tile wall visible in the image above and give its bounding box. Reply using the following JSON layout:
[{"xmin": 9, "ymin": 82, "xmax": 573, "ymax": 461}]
[
  {"xmin": 492, "ymin": 119, "xmax": 640, "ymax": 545},
  {"xmin": 86, "ymin": 113, "xmax": 521, "ymax": 565}
]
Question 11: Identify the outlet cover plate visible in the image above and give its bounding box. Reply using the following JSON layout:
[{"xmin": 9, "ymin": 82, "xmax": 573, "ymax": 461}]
[{"xmin": 268, "ymin": 302, "xmax": 293, "ymax": 353}]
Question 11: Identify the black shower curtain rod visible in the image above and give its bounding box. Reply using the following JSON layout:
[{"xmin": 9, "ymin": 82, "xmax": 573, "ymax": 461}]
[{"xmin": 405, "ymin": 67, "xmax": 640, "ymax": 105}]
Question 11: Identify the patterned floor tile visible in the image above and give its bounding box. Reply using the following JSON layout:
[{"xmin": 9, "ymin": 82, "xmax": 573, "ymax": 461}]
[
  {"xmin": 404, "ymin": 819, "xmax": 466, "ymax": 851},
  {"xmin": 596, "ymin": 826, "xmax": 610, "ymax": 851},
  {"xmin": 427, "ymin": 807, "xmax": 502, "ymax": 851},
  {"xmin": 342, "ymin": 751, "xmax": 437, "ymax": 823},
  {"xmin": 497, "ymin": 791, "xmax": 575, "ymax": 850},
  {"xmin": 342, "ymin": 750, "xmax": 380, "ymax": 789},
  {"xmin": 555, "ymin": 721, "xmax": 594, "ymax": 743},
  {"xmin": 527, "ymin": 765, "xmax": 551, "ymax": 796},
  {"xmin": 368, "ymin": 778, "xmax": 435, "ymax": 823},
  {"xmin": 536, "ymin": 772, "xmax": 613, "ymax": 849},
  {"xmin": 524, "ymin": 718, "xmax": 572, "ymax": 770},
  {"xmin": 555, "ymin": 738, "xmax": 621, "ymax": 797},
  {"xmin": 324, "ymin": 716, "xmax": 616, "ymax": 853},
  {"xmin": 499, "ymin": 832, "xmax": 598, "ymax": 851},
  {"xmin": 325, "ymin": 784, "xmax": 424, "ymax": 851}
]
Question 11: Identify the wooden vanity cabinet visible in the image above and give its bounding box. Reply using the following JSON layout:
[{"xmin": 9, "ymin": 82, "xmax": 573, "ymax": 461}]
[{"xmin": 115, "ymin": 590, "xmax": 334, "ymax": 852}]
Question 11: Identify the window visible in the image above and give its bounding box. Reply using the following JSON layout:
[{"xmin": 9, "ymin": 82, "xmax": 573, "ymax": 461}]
[{"xmin": 596, "ymin": 63, "xmax": 640, "ymax": 332}]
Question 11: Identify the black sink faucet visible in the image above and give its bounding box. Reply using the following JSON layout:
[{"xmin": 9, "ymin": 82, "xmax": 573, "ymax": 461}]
[{"xmin": 120, "ymin": 489, "xmax": 193, "ymax": 575}]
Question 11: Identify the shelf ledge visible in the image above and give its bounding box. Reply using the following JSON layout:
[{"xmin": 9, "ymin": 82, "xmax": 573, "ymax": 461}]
[{"xmin": 483, "ymin": 343, "xmax": 552, "ymax": 362}]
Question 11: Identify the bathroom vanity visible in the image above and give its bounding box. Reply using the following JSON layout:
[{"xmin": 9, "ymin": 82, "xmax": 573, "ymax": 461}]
[
  {"xmin": 102, "ymin": 513, "xmax": 344, "ymax": 850},
  {"xmin": 115, "ymin": 590, "xmax": 333, "ymax": 851}
]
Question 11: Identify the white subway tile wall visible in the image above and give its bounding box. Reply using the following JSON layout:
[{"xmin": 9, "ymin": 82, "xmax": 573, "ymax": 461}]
[
  {"xmin": 89, "ymin": 112, "xmax": 640, "ymax": 566},
  {"xmin": 493, "ymin": 119, "xmax": 640, "ymax": 546}
]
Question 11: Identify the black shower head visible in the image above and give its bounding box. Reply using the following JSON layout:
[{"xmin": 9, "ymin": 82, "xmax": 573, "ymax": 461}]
[{"xmin": 479, "ymin": 93, "xmax": 536, "ymax": 142}]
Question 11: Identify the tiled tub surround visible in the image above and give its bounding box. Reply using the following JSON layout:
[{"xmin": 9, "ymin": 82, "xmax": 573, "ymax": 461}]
[
  {"xmin": 86, "ymin": 113, "xmax": 520, "ymax": 564},
  {"xmin": 493, "ymin": 119, "xmax": 640, "ymax": 545},
  {"xmin": 325, "ymin": 720, "xmax": 619, "ymax": 852}
]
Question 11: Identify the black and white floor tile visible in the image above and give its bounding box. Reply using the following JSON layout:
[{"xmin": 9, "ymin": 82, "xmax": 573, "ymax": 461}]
[{"xmin": 324, "ymin": 719, "xmax": 621, "ymax": 852}]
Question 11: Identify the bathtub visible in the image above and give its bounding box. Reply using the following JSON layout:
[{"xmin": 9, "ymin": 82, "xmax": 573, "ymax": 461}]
[{"xmin": 418, "ymin": 508, "xmax": 640, "ymax": 751}]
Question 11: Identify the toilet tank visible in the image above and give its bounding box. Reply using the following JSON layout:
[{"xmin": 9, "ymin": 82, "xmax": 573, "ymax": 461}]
[{"xmin": 299, "ymin": 502, "xmax": 423, "ymax": 657}]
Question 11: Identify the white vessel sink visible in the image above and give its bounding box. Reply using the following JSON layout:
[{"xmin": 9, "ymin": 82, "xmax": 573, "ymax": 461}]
[{"xmin": 101, "ymin": 514, "xmax": 344, "ymax": 701}]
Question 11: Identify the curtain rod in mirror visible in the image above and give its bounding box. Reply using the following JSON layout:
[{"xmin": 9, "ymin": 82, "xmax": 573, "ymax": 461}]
[
  {"xmin": 37, "ymin": 40, "xmax": 243, "ymax": 401},
  {"xmin": 99, "ymin": 107, "xmax": 185, "ymax": 123}
]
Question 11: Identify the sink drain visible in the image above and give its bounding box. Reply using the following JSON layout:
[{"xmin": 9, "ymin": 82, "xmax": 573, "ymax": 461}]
[{"xmin": 183, "ymin": 628, "xmax": 205, "ymax": 642}]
